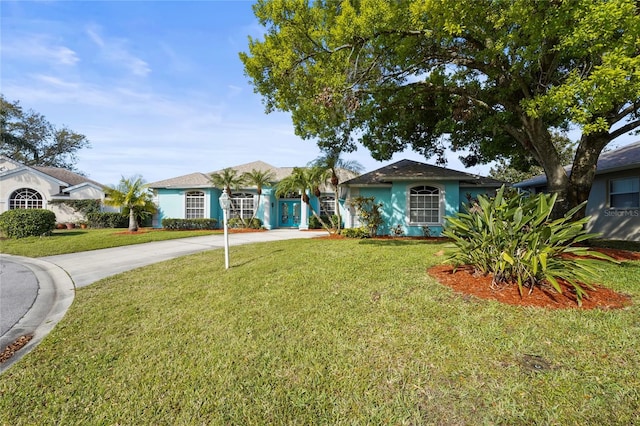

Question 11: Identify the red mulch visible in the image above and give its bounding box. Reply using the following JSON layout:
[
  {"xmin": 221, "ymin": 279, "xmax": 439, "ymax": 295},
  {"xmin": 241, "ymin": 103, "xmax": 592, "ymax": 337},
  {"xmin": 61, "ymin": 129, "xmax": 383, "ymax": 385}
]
[{"xmin": 427, "ymin": 263, "xmax": 633, "ymax": 310}]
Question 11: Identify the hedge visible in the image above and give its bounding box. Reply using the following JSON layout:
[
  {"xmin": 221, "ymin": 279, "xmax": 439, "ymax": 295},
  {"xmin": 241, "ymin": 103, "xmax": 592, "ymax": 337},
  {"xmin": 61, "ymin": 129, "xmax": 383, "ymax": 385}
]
[
  {"xmin": 162, "ymin": 218, "xmax": 218, "ymax": 230},
  {"xmin": 86, "ymin": 212, "xmax": 129, "ymax": 229},
  {"xmin": 228, "ymin": 217, "xmax": 262, "ymax": 229},
  {"xmin": 341, "ymin": 227, "xmax": 371, "ymax": 239},
  {"xmin": 0, "ymin": 209, "xmax": 56, "ymax": 238}
]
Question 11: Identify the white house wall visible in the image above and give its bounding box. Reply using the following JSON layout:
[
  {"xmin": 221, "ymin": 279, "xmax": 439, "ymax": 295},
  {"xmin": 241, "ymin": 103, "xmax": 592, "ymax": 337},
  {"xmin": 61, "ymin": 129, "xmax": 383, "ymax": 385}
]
[{"xmin": 0, "ymin": 168, "xmax": 60, "ymax": 214}]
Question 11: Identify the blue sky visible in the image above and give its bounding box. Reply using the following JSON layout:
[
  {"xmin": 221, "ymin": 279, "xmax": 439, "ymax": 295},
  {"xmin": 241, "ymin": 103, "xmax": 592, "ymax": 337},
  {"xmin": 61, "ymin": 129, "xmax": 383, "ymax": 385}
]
[
  {"xmin": 0, "ymin": 0, "xmax": 483, "ymax": 185},
  {"xmin": 1, "ymin": 1, "xmax": 635, "ymax": 186}
]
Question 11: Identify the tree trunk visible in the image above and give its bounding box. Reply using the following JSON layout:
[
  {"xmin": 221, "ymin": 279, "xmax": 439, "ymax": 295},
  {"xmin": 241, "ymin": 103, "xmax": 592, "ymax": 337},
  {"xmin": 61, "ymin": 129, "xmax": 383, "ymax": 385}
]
[
  {"xmin": 519, "ymin": 117, "xmax": 570, "ymax": 219},
  {"xmin": 128, "ymin": 207, "xmax": 138, "ymax": 232},
  {"xmin": 334, "ymin": 184, "xmax": 341, "ymax": 233},
  {"xmin": 566, "ymin": 132, "xmax": 610, "ymax": 220}
]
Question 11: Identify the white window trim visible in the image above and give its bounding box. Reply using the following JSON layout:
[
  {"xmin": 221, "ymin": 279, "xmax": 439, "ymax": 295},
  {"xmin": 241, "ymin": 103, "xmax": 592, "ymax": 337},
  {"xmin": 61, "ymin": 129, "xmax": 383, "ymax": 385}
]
[
  {"xmin": 609, "ymin": 176, "xmax": 640, "ymax": 209},
  {"xmin": 9, "ymin": 188, "xmax": 44, "ymax": 210},
  {"xmin": 405, "ymin": 183, "xmax": 444, "ymax": 226},
  {"xmin": 185, "ymin": 190, "xmax": 206, "ymax": 219}
]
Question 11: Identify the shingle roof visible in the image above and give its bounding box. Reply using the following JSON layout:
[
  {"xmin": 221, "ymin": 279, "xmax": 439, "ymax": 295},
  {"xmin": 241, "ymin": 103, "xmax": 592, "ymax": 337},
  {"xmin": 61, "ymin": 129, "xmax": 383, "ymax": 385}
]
[
  {"xmin": 515, "ymin": 140, "xmax": 640, "ymax": 188},
  {"xmin": 33, "ymin": 166, "xmax": 105, "ymax": 188},
  {"xmin": 149, "ymin": 160, "xmax": 361, "ymax": 192},
  {"xmin": 147, "ymin": 172, "xmax": 212, "ymax": 188},
  {"xmin": 342, "ymin": 159, "xmax": 503, "ymax": 187}
]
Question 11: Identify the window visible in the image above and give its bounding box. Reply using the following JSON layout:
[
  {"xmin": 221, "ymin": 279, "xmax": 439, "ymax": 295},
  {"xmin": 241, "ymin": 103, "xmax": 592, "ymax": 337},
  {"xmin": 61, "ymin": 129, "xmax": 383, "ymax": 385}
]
[
  {"xmin": 409, "ymin": 185, "xmax": 440, "ymax": 223},
  {"xmin": 9, "ymin": 188, "xmax": 43, "ymax": 209},
  {"xmin": 230, "ymin": 192, "xmax": 254, "ymax": 219},
  {"xmin": 319, "ymin": 195, "xmax": 335, "ymax": 216},
  {"xmin": 610, "ymin": 177, "xmax": 639, "ymax": 208},
  {"xmin": 185, "ymin": 191, "xmax": 205, "ymax": 219}
]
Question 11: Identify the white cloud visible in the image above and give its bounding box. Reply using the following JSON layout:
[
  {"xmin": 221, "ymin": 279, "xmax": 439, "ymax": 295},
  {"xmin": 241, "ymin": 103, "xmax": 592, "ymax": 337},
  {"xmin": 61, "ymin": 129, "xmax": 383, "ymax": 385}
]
[
  {"xmin": 0, "ymin": 34, "xmax": 79, "ymax": 66},
  {"xmin": 85, "ymin": 24, "xmax": 151, "ymax": 77}
]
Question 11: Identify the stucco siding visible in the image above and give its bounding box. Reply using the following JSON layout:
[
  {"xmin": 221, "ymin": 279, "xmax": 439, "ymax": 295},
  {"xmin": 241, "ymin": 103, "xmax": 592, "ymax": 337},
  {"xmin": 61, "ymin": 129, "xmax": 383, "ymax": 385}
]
[
  {"xmin": 357, "ymin": 187, "xmax": 392, "ymax": 235},
  {"xmin": 0, "ymin": 169, "xmax": 59, "ymax": 213},
  {"xmin": 155, "ymin": 189, "xmax": 187, "ymax": 225},
  {"xmin": 586, "ymin": 170, "xmax": 640, "ymax": 241}
]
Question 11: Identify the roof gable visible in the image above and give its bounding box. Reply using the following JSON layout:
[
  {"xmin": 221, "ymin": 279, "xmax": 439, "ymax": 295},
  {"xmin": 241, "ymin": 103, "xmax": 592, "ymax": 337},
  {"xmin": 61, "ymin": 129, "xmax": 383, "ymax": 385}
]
[{"xmin": 343, "ymin": 159, "xmax": 503, "ymax": 187}]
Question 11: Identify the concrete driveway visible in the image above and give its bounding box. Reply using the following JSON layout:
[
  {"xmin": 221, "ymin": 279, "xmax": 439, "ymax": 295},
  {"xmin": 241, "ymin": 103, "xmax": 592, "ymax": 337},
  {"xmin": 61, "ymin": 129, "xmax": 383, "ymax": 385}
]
[{"xmin": 0, "ymin": 229, "xmax": 325, "ymax": 373}]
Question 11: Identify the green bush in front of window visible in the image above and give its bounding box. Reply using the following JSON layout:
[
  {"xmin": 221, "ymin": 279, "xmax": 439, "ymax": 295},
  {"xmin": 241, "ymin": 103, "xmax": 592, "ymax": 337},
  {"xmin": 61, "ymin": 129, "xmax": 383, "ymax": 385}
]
[
  {"xmin": 309, "ymin": 214, "xmax": 340, "ymax": 229},
  {"xmin": 341, "ymin": 227, "xmax": 370, "ymax": 239},
  {"xmin": 443, "ymin": 185, "xmax": 615, "ymax": 306},
  {"xmin": 0, "ymin": 208, "xmax": 56, "ymax": 238},
  {"xmin": 162, "ymin": 218, "xmax": 218, "ymax": 230},
  {"xmin": 227, "ymin": 217, "xmax": 262, "ymax": 229}
]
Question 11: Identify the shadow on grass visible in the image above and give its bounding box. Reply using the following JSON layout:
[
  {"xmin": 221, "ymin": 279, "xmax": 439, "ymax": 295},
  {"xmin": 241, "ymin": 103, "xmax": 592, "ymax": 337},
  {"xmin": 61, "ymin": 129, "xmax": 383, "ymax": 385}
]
[
  {"xmin": 358, "ymin": 239, "xmax": 449, "ymax": 247},
  {"xmin": 51, "ymin": 231, "xmax": 88, "ymax": 237}
]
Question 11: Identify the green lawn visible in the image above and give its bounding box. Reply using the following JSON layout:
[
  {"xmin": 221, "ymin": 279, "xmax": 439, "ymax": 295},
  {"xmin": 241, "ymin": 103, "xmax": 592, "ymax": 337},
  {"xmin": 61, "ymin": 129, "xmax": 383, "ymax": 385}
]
[
  {"xmin": 0, "ymin": 228, "xmax": 220, "ymax": 257},
  {"xmin": 1, "ymin": 238, "xmax": 639, "ymax": 424}
]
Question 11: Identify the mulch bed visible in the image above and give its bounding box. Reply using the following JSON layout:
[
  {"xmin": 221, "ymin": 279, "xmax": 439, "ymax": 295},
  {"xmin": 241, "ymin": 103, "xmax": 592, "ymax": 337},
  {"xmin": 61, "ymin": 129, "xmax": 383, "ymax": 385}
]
[{"xmin": 0, "ymin": 335, "xmax": 33, "ymax": 364}]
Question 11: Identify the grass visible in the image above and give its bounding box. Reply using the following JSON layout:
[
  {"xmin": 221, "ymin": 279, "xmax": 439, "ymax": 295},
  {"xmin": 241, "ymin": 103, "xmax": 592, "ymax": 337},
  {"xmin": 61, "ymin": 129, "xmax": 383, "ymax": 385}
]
[
  {"xmin": 0, "ymin": 228, "xmax": 220, "ymax": 257},
  {"xmin": 1, "ymin": 238, "xmax": 639, "ymax": 424}
]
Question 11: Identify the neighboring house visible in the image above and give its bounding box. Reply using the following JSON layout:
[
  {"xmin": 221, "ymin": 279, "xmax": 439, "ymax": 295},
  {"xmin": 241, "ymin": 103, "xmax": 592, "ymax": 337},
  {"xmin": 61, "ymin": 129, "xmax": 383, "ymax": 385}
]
[
  {"xmin": 515, "ymin": 141, "xmax": 640, "ymax": 241},
  {"xmin": 0, "ymin": 155, "xmax": 109, "ymax": 223},
  {"xmin": 148, "ymin": 161, "xmax": 356, "ymax": 230},
  {"xmin": 341, "ymin": 159, "xmax": 504, "ymax": 236}
]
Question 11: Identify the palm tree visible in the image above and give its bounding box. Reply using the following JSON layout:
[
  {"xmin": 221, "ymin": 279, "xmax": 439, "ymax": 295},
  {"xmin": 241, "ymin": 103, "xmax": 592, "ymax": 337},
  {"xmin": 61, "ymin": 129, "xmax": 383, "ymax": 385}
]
[
  {"xmin": 210, "ymin": 167, "xmax": 247, "ymax": 225},
  {"xmin": 310, "ymin": 150, "xmax": 363, "ymax": 232},
  {"xmin": 209, "ymin": 167, "xmax": 245, "ymax": 195},
  {"xmin": 242, "ymin": 168, "xmax": 275, "ymax": 223},
  {"xmin": 276, "ymin": 167, "xmax": 331, "ymax": 233},
  {"xmin": 104, "ymin": 175, "xmax": 156, "ymax": 232}
]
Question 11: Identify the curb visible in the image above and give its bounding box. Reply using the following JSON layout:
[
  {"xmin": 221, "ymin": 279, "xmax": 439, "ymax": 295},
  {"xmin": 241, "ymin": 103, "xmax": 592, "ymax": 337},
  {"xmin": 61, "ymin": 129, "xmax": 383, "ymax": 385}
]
[{"xmin": 0, "ymin": 255, "xmax": 75, "ymax": 374}]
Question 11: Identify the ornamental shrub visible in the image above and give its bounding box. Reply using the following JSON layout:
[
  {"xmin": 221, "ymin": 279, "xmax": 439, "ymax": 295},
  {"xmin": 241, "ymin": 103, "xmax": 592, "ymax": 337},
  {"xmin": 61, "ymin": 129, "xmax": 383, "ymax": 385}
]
[
  {"xmin": 442, "ymin": 186, "xmax": 614, "ymax": 306},
  {"xmin": 309, "ymin": 214, "xmax": 341, "ymax": 229},
  {"xmin": 227, "ymin": 217, "xmax": 262, "ymax": 229},
  {"xmin": 86, "ymin": 212, "xmax": 128, "ymax": 228},
  {"xmin": 162, "ymin": 218, "xmax": 218, "ymax": 230},
  {"xmin": 0, "ymin": 209, "xmax": 56, "ymax": 238},
  {"xmin": 341, "ymin": 227, "xmax": 370, "ymax": 239},
  {"xmin": 348, "ymin": 196, "xmax": 383, "ymax": 237}
]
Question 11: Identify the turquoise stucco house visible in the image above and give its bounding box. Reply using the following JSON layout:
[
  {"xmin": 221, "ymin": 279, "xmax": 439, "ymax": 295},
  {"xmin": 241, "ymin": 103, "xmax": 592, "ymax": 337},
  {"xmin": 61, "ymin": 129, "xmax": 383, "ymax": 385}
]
[
  {"xmin": 149, "ymin": 158, "xmax": 503, "ymax": 236},
  {"xmin": 340, "ymin": 159, "xmax": 504, "ymax": 236},
  {"xmin": 148, "ymin": 161, "xmax": 353, "ymax": 230}
]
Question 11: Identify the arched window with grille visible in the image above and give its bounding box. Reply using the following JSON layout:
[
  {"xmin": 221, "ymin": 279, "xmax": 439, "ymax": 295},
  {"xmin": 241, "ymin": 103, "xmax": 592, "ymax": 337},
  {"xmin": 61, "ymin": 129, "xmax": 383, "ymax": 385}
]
[
  {"xmin": 9, "ymin": 188, "xmax": 43, "ymax": 209},
  {"xmin": 230, "ymin": 192, "xmax": 255, "ymax": 220},
  {"xmin": 409, "ymin": 185, "xmax": 440, "ymax": 224},
  {"xmin": 185, "ymin": 191, "xmax": 205, "ymax": 219}
]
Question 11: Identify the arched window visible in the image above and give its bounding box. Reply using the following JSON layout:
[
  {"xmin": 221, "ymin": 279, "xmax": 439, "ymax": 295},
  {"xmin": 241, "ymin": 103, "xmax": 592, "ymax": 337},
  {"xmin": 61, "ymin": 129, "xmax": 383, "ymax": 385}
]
[
  {"xmin": 409, "ymin": 185, "xmax": 440, "ymax": 224},
  {"xmin": 9, "ymin": 188, "xmax": 43, "ymax": 209},
  {"xmin": 319, "ymin": 195, "xmax": 336, "ymax": 216},
  {"xmin": 185, "ymin": 191, "xmax": 205, "ymax": 219},
  {"xmin": 230, "ymin": 192, "xmax": 254, "ymax": 220}
]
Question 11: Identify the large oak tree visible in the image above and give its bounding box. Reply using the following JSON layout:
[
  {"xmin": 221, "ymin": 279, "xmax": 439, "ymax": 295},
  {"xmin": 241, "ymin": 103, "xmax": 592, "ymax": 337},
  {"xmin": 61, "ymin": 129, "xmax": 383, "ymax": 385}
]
[
  {"xmin": 1, "ymin": 95, "xmax": 90, "ymax": 172},
  {"xmin": 241, "ymin": 0, "xmax": 640, "ymax": 216}
]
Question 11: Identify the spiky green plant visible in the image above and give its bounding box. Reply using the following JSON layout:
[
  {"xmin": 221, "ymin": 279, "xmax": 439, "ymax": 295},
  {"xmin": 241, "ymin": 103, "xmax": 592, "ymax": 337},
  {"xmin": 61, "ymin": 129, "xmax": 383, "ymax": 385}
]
[{"xmin": 443, "ymin": 186, "xmax": 615, "ymax": 305}]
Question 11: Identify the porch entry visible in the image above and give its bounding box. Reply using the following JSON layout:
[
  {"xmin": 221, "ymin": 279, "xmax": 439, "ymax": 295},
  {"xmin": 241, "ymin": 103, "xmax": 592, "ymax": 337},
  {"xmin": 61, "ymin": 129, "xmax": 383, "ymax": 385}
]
[{"xmin": 279, "ymin": 199, "xmax": 301, "ymax": 228}]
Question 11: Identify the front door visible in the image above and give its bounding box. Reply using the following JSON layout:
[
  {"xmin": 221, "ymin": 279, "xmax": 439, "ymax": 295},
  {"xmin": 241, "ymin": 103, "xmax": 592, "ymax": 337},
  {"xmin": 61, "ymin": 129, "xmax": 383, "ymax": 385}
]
[{"xmin": 279, "ymin": 200, "xmax": 300, "ymax": 228}]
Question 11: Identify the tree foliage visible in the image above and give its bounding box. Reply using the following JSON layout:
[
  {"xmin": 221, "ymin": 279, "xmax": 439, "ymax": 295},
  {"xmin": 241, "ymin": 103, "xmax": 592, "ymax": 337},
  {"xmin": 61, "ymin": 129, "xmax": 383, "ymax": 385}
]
[
  {"xmin": 309, "ymin": 149, "xmax": 363, "ymax": 231},
  {"xmin": 241, "ymin": 0, "xmax": 640, "ymax": 216},
  {"xmin": 242, "ymin": 168, "xmax": 275, "ymax": 222},
  {"xmin": 1, "ymin": 95, "xmax": 90, "ymax": 172},
  {"xmin": 276, "ymin": 167, "xmax": 332, "ymax": 232},
  {"xmin": 104, "ymin": 176, "xmax": 156, "ymax": 232}
]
